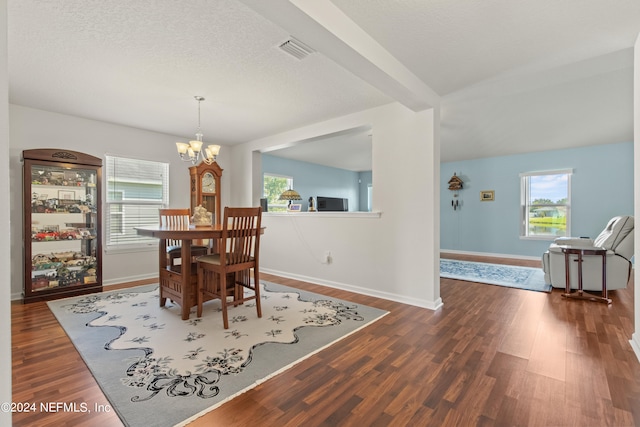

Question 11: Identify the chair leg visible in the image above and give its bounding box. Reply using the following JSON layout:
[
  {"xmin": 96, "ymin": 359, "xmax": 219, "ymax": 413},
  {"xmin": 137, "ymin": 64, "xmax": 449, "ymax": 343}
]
[
  {"xmin": 159, "ymin": 286, "xmax": 167, "ymax": 307},
  {"xmin": 220, "ymin": 269, "xmax": 229, "ymax": 329},
  {"xmin": 254, "ymin": 268, "xmax": 262, "ymax": 318},
  {"xmin": 196, "ymin": 265, "xmax": 204, "ymax": 318},
  {"xmin": 236, "ymin": 270, "xmax": 249, "ymax": 306}
]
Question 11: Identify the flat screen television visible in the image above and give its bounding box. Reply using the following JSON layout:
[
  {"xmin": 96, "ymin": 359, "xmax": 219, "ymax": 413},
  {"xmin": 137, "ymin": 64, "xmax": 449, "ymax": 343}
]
[{"xmin": 316, "ymin": 196, "xmax": 348, "ymax": 212}]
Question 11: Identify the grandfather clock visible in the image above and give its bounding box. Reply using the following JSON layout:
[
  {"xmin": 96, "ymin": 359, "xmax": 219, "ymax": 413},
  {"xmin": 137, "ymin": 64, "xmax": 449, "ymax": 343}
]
[{"xmin": 189, "ymin": 161, "xmax": 223, "ymax": 225}]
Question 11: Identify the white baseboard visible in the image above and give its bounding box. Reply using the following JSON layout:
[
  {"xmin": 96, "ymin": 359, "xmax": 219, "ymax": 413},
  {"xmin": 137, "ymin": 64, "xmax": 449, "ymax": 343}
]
[
  {"xmin": 102, "ymin": 273, "xmax": 157, "ymax": 287},
  {"xmin": 440, "ymin": 249, "xmax": 542, "ymax": 262},
  {"xmin": 631, "ymin": 333, "xmax": 640, "ymax": 364},
  {"xmin": 261, "ymin": 268, "xmax": 443, "ymax": 311}
]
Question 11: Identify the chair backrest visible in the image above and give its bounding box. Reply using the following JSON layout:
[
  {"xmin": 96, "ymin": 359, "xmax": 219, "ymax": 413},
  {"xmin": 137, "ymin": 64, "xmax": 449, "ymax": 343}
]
[
  {"xmin": 220, "ymin": 207, "xmax": 262, "ymax": 265},
  {"xmin": 159, "ymin": 208, "xmax": 191, "ymax": 247},
  {"xmin": 593, "ymin": 215, "xmax": 634, "ymax": 258},
  {"xmin": 159, "ymin": 208, "xmax": 191, "ymax": 228}
]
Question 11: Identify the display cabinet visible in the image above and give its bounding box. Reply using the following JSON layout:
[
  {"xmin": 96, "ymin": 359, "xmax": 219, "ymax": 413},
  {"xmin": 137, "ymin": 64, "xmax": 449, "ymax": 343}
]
[
  {"xmin": 23, "ymin": 149, "xmax": 102, "ymax": 302},
  {"xmin": 189, "ymin": 161, "xmax": 223, "ymax": 225}
]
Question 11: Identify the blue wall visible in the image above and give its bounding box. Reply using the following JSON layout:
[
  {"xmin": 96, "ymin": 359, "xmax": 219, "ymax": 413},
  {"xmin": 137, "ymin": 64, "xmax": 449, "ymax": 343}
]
[
  {"xmin": 441, "ymin": 142, "xmax": 634, "ymax": 258},
  {"xmin": 262, "ymin": 154, "xmax": 371, "ymax": 211},
  {"xmin": 358, "ymin": 170, "xmax": 372, "ymax": 211}
]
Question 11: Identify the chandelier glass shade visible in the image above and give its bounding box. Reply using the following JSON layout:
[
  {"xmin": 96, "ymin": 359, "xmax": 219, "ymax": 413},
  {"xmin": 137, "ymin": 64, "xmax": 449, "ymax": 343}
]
[{"xmin": 176, "ymin": 96, "xmax": 220, "ymax": 165}]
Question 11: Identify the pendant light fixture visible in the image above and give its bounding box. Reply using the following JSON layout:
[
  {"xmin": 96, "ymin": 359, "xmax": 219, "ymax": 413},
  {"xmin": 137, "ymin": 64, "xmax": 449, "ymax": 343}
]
[{"xmin": 175, "ymin": 96, "xmax": 220, "ymax": 165}]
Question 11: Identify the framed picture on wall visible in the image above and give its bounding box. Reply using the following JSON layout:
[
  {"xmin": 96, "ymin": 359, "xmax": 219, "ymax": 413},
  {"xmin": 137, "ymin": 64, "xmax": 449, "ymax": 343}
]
[{"xmin": 480, "ymin": 190, "xmax": 494, "ymax": 201}]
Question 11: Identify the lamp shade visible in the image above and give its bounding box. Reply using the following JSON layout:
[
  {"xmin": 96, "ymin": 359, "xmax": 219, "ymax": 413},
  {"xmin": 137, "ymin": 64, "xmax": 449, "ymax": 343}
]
[{"xmin": 278, "ymin": 189, "xmax": 302, "ymax": 201}]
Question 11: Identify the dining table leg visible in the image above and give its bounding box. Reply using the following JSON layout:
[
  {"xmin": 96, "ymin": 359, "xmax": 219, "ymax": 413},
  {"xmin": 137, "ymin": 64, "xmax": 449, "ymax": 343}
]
[
  {"xmin": 159, "ymin": 238, "xmax": 167, "ymax": 307},
  {"xmin": 180, "ymin": 239, "xmax": 192, "ymax": 320}
]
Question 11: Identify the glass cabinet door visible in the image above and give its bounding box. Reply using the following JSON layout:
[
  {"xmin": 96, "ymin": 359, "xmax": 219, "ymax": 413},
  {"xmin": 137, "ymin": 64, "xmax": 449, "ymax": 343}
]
[
  {"xmin": 189, "ymin": 161, "xmax": 222, "ymax": 226},
  {"xmin": 23, "ymin": 149, "xmax": 102, "ymax": 302},
  {"xmin": 202, "ymin": 194, "xmax": 216, "ymax": 221}
]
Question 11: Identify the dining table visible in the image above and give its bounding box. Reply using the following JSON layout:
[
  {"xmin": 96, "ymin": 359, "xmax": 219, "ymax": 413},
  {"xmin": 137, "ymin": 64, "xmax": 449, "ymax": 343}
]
[{"xmin": 136, "ymin": 224, "xmax": 265, "ymax": 320}]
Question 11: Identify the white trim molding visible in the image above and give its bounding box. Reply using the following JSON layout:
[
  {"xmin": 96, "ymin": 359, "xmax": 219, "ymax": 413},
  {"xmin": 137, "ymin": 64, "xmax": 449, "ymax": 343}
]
[
  {"xmin": 262, "ymin": 267, "xmax": 443, "ymax": 311},
  {"xmin": 631, "ymin": 333, "xmax": 640, "ymax": 364},
  {"xmin": 264, "ymin": 211, "xmax": 382, "ymax": 219}
]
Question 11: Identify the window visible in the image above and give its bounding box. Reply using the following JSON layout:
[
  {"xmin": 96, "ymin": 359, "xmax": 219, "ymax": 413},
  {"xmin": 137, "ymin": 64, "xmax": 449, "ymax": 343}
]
[
  {"xmin": 106, "ymin": 155, "xmax": 169, "ymax": 249},
  {"xmin": 520, "ymin": 169, "xmax": 572, "ymax": 239},
  {"xmin": 263, "ymin": 174, "xmax": 293, "ymax": 212}
]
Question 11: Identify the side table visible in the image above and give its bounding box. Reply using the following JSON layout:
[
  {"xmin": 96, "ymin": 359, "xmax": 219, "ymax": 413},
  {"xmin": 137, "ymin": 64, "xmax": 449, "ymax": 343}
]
[{"xmin": 560, "ymin": 246, "xmax": 611, "ymax": 304}]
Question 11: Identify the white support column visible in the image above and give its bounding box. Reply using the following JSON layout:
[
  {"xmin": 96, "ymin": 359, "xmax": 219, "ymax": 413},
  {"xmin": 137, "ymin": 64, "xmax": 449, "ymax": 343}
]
[
  {"xmin": 0, "ymin": 1, "xmax": 11, "ymax": 424},
  {"xmin": 630, "ymin": 32, "xmax": 640, "ymax": 363}
]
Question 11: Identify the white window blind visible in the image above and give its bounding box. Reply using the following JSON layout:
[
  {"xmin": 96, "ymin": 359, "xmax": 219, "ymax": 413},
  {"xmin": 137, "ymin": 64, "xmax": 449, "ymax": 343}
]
[{"xmin": 106, "ymin": 155, "xmax": 169, "ymax": 249}]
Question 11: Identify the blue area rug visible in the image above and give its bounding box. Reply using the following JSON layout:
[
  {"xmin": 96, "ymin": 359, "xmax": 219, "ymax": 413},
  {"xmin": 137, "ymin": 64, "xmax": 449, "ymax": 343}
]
[{"xmin": 440, "ymin": 259, "xmax": 552, "ymax": 293}]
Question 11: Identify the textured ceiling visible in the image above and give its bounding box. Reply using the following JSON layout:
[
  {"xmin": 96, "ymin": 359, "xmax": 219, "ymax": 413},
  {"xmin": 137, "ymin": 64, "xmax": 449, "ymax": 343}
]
[
  {"xmin": 8, "ymin": 0, "xmax": 391, "ymax": 145},
  {"xmin": 8, "ymin": 0, "xmax": 640, "ymax": 165}
]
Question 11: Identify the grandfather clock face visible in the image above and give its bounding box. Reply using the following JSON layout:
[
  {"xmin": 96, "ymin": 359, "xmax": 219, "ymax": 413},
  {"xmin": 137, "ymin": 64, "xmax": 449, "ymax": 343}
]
[{"xmin": 201, "ymin": 172, "xmax": 216, "ymax": 193}]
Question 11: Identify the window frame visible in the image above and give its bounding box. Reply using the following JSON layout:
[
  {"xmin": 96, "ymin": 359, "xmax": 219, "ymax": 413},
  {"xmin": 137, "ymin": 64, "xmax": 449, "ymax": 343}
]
[
  {"xmin": 263, "ymin": 173, "xmax": 294, "ymax": 212},
  {"xmin": 520, "ymin": 169, "xmax": 572, "ymax": 240},
  {"xmin": 105, "ymin": 155, "xmax": 170, "ymax": 252}
]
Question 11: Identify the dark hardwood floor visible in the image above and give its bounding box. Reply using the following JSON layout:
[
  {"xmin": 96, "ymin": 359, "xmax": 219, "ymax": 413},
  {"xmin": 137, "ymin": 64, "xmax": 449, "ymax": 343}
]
[{"xmin": 12, "ymin": 255, "xmax": 640, "ymax": 426}]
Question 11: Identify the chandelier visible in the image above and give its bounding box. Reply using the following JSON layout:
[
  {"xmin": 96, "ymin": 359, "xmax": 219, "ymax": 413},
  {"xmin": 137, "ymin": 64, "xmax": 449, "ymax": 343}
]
[{"xmin": 175, "ymin": 96, "xmax": 220, "ymax": 165}]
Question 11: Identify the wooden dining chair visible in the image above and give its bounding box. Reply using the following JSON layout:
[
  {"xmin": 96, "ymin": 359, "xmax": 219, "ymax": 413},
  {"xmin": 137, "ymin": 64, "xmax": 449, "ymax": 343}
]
[
  {"xmin": 196, "ymin": 206, "xmax": 262, "ymax": 328},
  {"xmin": 159, "ymin": 208, "xmax": 209, "ymax": 269}
]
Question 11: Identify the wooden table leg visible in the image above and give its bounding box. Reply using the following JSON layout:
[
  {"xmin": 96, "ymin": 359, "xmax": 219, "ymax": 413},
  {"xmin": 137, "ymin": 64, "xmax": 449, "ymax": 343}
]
[
  {"xmin": 180, "ymin": 239, "xmax": 192, "ymax": 320},
  {"xmin": 159, "ymin": 239, "xmax": 167, "ymax": 307}
]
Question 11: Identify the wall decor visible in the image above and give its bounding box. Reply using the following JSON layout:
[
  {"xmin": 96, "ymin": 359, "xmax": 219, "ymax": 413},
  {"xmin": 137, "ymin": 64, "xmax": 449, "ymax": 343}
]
[
  {"xmin": 448, "ymin": 172, "xmax": 464, "ymax": 210},
  {"xmin": 480, "ymin": 190, "xmax": 495, "ymax": 201}
]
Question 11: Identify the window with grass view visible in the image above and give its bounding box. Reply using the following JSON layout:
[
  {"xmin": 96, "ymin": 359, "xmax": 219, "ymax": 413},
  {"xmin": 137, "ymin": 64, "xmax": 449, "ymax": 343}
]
[
  {"xmin": 263, "ymin": 173, "xmax": 293, "ymax": 212},
  {"xmin": 520, "ymin": 169, "xmax": 572, "ymax": 238}
]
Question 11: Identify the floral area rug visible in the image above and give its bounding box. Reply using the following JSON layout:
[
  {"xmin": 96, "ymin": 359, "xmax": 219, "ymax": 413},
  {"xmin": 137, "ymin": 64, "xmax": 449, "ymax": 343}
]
[
  {"xmin": 440, "ymin": 259, "xmax": 551, "ymax": 292},
  {"xmin": 47, "ymin": 282, "xmax": 388, "ymax": 427}
]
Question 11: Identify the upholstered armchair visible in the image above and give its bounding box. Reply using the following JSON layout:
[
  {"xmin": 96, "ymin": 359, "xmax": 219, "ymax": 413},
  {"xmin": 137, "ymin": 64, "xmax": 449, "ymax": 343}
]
[{"xmin": 542, "ymin": 216, "xmax": 634, "ymax": 291}]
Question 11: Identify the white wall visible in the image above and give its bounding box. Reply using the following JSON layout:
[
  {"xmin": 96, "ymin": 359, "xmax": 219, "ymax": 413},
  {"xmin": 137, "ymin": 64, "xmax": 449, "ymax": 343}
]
[
  {"xmin": 9, "ymin": 105, "xmax": 231, "ymax": 298},
  {"xmin": 230, "ymin": 103, "xmax": 442, "ymax": 309},
  {"xmin": 631, "ymin": 34, "xmax": 640, "ymax": 363},
  {"xmin": 9, "ymin": 101, "xmax": 441, "ymax": 310},
  {"xmin": 0, "ymin": 0, "xmax": 11, "ymax": 424}
]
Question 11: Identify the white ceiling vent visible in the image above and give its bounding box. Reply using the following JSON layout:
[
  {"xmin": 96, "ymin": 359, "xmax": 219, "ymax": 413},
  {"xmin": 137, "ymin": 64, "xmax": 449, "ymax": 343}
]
[{"xmin": 278, "ymin": 37, "xmax": 315, "ymax": 60}]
